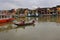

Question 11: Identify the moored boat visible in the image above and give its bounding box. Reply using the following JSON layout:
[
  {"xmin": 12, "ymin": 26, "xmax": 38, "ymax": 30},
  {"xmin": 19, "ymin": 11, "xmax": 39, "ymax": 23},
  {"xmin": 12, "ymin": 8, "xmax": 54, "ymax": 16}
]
[{"xmin": 0, "ymin": 14, "xmax": 14, "ymax": 23}]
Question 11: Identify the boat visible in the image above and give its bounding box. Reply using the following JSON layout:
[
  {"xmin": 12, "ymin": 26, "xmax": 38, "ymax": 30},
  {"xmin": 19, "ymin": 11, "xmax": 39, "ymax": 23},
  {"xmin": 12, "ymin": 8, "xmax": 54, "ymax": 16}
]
[
  {"xmin": 14, "ymin": 20, "xmax": 35, "ymax": 26},
  {"xmin": 0, "ymin": 14, "xmax": 14, "ymax": 23}
]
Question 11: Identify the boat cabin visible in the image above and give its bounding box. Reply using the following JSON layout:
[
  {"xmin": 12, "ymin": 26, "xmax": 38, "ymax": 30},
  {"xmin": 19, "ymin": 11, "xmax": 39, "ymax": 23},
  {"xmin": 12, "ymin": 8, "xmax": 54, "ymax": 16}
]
[
  {"xmin": 0, "ymin": 14, "xmax": 12, "ymax": 19},
  {"xmin": 0, "ymin": 14, "xmax": 14, "ymax": 23}
]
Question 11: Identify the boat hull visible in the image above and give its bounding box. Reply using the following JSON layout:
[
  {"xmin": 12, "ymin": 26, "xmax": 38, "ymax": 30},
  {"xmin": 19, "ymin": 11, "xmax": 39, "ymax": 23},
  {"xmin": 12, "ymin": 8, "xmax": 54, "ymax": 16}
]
[
  {"xmin": 0, "ymin": 18, "xmax": 14, "ymax": 23},
  {"xmin": 14, "ymin": 23, "xmax": 34, "ymax": 26}
]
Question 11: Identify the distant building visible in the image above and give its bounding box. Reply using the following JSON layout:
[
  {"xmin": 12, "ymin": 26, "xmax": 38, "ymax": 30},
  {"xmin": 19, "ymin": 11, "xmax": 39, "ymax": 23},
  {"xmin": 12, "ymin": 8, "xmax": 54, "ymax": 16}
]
[
  {"xmin": 1, "ymin": 5, "xmax": 60, "ymax": 16},
  {"xmin": 24, "ymin": 8, "xmax": 29, "ymax": 16},
  {"xmin": 36, "ymin": 8, "xmax": 47, "ymax": 15},
  {"xmin": 56, "ymin": 5, "xmax": 60, "ymax": 15}
]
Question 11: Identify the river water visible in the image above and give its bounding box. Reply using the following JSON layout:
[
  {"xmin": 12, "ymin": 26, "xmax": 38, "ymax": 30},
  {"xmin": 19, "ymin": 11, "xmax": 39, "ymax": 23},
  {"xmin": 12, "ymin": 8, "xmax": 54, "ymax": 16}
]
[{"xmin": 0, "ymin": 16, "xmax": 60, "ymax": 40}]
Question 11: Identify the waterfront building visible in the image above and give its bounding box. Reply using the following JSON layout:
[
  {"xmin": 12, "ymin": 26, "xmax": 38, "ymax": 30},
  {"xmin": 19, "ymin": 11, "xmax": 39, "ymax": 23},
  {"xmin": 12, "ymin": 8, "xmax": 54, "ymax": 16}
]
[
  {"xmin": 24, "ymin": 8, "xmax": 29, "ymax": 16},
  {"xmin": 0, "ymin": 5, "xmax": 60, "ymax": 17},
  {"xmin": 56, "ymin": 5, "xmax": 60, "ymax": 15},
  {"xmin": 36, "ymin": 8, "xmax": 47, "ymax": 16}
]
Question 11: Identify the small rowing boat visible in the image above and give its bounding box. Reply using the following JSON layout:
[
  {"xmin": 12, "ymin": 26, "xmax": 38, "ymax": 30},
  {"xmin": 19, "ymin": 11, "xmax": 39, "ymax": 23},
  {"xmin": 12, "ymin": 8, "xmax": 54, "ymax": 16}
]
[{"xmin": 14, "ymin": 20, "xmax": 35, "ymax": 26}]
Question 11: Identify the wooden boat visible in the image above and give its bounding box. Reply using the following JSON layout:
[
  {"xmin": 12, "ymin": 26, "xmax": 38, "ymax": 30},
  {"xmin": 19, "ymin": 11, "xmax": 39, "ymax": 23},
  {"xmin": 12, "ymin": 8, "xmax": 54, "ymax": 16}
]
[
  {"xmin": 0, "ymin": 14, "xmax": 14, "ymax": 23},
  {"xmin": 14, "ymin": 20, "xmax": 35, "ymax": 26}
]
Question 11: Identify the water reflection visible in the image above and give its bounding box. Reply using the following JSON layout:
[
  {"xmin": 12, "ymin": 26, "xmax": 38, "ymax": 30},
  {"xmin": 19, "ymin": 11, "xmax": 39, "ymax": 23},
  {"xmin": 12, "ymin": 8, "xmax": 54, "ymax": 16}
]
[
  {"xmin": 0, "ymin": 16, "xmax": 60, "ymax": 32},
  {"xmin": 26, "ymin": 16, "xmax": 60, "ymax": 23},
  {"xmin": 0, "ymin": 23, "xmax": 35, "ymax": 32}
]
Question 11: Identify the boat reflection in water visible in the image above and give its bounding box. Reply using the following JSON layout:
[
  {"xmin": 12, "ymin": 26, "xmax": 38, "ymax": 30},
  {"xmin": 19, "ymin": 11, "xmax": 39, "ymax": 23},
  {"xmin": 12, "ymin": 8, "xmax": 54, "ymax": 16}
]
[{"xmin": 0, "ymin": 22, "xmax": 35, "ymax": 32}]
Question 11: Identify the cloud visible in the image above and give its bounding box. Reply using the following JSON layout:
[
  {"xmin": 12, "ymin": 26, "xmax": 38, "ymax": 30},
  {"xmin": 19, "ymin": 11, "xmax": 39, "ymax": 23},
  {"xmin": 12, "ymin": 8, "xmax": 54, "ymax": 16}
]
[
  {"xmin": 0, "ymin": 2, "xmax": 20, "ymax": 10},
  {"xmin": 0, "ymin": 0, "xmax": 60, "ymax": 10}
]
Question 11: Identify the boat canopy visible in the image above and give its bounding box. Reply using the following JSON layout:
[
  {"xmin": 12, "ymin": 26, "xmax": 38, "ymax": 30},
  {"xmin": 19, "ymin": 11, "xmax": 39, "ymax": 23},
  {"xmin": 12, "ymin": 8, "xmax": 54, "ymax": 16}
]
[{"xmin": 0, "ymin": 14, "xmax": 12, "ymax": 19}]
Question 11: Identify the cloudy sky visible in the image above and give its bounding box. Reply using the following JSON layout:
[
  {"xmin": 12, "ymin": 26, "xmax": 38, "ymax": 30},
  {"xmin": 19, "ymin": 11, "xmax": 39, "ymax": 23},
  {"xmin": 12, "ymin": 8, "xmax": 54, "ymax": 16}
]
[{"xmin": 0, "ymin": 0, "xmax": 60, "ymax": 10}]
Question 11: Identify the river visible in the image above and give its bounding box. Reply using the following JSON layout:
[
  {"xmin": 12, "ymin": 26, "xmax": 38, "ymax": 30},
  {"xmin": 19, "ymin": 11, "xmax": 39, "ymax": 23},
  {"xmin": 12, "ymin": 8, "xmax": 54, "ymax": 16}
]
[{"xmin": 0, "ymin": 16, "xmax": 60, "ymax": 40}]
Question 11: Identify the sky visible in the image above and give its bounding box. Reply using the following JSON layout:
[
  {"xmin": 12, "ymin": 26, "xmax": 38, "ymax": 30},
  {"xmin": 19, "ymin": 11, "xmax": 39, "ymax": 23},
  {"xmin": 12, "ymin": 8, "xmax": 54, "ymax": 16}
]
[{"xmin": 0, "ymin": 0, "xmax": 60, "ymax": 10}]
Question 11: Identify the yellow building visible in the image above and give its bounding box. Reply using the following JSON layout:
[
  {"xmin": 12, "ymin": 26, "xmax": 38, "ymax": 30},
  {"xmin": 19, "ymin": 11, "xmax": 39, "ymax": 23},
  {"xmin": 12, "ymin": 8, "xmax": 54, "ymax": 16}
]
[{"xmin": 56, "ymin": 5, "xmax": 60, "ymax": 14}]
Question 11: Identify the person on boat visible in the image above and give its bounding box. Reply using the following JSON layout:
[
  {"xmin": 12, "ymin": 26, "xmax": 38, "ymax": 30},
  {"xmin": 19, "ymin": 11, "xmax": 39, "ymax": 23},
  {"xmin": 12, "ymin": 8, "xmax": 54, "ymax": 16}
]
[
  {"xmin": 19, "ymin": 20, "xmax": 25, "ymax": 24},
  {"xmin": 32, "ymin": 20, "xmax": 35, "ymax": 23},
  {"xmin": 22, "ymin": 20, "xmax": 25, "ymax": 24}
]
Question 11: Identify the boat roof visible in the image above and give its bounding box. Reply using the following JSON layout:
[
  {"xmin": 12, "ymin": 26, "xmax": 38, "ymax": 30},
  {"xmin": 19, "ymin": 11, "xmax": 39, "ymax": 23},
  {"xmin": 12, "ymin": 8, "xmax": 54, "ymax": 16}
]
[{"xmin": 0, "ymin": 14, "xmax": 10, "ymax": 16}]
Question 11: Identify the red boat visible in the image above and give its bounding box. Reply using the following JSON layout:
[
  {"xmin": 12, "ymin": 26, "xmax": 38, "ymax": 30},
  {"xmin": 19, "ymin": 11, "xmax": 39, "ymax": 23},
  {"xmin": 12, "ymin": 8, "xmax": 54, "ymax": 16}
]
[
  {"xmin": 0, "ymin": 14, "xmax": 14, "ymax": 23},
  {"xmin": 14, "ymin": 20, "xmax": 35, "ymax": 26}
]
